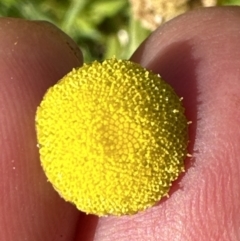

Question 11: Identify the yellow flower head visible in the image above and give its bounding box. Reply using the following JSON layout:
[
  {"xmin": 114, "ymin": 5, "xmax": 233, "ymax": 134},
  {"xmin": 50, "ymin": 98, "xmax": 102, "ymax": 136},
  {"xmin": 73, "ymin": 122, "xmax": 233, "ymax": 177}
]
[{"xmin": 35, "ymin": 58, "xmax": 188, "ymax": 216}]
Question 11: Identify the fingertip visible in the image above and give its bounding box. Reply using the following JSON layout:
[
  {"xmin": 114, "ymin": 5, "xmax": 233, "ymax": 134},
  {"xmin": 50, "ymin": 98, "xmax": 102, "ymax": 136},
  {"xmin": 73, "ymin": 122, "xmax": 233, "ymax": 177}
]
[
  {"xmin": 96, "ymin": 6, "xmax": 240, "ymax": 240},
  {"xmin": 0, "ymin": 18, "xmax": 83, "ymax": 240}
]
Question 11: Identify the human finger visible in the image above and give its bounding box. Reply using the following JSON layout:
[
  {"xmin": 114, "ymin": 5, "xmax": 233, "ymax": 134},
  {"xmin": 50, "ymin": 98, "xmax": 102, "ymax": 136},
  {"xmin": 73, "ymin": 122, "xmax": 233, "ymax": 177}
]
[{"xmin": 94, "ymin": 7, "xmax": 240, "ymax": 241}]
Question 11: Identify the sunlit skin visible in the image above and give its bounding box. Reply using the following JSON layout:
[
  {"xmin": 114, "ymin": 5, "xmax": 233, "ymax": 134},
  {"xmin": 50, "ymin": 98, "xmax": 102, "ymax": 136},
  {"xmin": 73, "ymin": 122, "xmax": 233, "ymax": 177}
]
[
  {"xmin": 1, "ymin": 6, "xmax": 240, "ymax": 241},
  {"xmin": 36, "ymin": 58, "xmax": 188, "ymax": 216}
]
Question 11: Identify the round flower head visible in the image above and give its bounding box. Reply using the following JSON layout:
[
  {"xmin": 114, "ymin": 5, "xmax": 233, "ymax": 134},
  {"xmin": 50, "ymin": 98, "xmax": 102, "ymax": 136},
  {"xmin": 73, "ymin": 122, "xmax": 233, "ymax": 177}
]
[{"xmin": 36, "ymin": 58, "xmax": 188, "ymax": 216}]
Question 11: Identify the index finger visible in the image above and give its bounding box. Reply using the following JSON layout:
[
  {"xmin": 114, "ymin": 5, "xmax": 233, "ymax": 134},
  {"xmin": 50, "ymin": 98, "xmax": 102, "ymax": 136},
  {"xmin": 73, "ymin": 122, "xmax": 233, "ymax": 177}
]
[{"xmin": 0, "ymin": 18, "xmax": 87, "ymax": 241}]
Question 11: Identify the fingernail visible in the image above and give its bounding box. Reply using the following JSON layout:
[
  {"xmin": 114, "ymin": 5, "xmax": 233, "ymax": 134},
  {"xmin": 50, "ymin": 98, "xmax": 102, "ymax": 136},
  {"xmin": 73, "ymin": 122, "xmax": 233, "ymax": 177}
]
[{"xmin": 32, "ymin": 20, "xmax": 83, "ymax": 62}]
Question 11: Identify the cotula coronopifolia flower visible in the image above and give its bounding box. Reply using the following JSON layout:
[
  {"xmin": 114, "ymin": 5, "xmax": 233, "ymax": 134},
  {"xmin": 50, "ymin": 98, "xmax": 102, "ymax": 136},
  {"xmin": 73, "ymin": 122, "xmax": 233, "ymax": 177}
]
[{"xmin": 35, "ymin": 57, "xmax": 189, "ymax": 216}]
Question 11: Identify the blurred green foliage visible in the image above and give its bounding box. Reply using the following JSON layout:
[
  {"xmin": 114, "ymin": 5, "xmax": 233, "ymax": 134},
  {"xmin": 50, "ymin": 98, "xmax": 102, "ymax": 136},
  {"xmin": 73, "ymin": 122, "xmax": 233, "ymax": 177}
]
[
  {"xmin": 0, "ymin": 0, "xmax": 239, "ymax": 62},
  {"xmin": 217, "ymin": 0, "xmax": 240, "ymax": 4},
  {"xmin": 0, "ymin": 0, "xmax": 150, "ymax": 62}
]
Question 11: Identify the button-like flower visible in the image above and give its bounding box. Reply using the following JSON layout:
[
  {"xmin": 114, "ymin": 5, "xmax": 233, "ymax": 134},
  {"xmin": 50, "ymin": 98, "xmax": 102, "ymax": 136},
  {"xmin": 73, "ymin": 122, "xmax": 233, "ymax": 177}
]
[{"xmin": 35, "ymin": 58, "xmax": 188, "ymax": 216}]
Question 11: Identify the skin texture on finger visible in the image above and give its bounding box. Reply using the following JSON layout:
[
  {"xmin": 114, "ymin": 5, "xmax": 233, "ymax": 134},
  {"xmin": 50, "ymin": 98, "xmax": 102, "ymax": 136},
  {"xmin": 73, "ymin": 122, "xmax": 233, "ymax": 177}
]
[
  {"xmin": 94, "ymin": 7, "xmax": 240, "ymax": 241},
  {"xmin": 0, "ymin": 18, "xmax": 86, "ymax": 241}
]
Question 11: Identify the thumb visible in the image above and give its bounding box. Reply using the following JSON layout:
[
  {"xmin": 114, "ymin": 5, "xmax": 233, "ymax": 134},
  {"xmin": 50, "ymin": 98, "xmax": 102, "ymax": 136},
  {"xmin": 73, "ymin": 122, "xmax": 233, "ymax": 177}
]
[{"xmin": 94, "ymin": 7, "xmax": 240, "ymax": 241}]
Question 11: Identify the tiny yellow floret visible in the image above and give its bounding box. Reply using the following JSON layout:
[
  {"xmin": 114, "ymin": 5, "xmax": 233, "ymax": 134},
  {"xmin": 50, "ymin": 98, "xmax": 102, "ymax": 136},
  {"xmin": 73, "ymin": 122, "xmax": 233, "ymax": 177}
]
[{"xmin": 35, "ymin": 58, "xmax": 188, "ymax": 216}]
